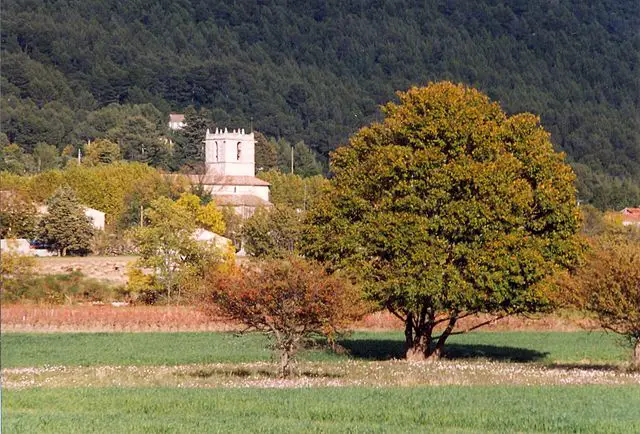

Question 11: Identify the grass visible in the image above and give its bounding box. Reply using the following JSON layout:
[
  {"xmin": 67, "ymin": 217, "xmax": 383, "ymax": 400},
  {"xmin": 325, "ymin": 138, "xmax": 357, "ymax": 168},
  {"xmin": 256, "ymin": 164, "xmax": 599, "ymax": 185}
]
[
  {"xmin": 1, "ymin": 331, "xmax": 632, "ymax": 368},
  {"xmin": 3, "ymin": 386, "xmax": 640, "ymax": 433}
]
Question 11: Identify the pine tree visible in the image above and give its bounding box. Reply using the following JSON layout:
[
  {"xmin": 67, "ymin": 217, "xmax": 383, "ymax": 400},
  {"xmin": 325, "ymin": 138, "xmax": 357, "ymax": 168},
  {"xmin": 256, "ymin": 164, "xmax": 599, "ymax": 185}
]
[
  {"xmin": 39, "ymin": 187, "xmax": 94, "ymax": 256},
  {"xmin": 173, "ymin": 107, "xmax": 212, "ymax": 171}
]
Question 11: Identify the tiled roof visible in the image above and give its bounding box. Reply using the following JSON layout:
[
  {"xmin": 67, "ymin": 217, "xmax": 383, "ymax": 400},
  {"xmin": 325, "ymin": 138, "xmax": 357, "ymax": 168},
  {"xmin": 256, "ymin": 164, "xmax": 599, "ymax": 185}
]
[
  {"xmin": 185, "ymin": 174, "xmax": 270, "ymax": 186},
  {"xmin": 169, "ymin": 113, "xmax": 185, "ymax": 122},
  {"xmin": 212, "ymin": 194, "xmax": 272, "ymax": 207},
  {"xmin": 622, "ymin": 208, "xmax": 640, "ymax": 221}
]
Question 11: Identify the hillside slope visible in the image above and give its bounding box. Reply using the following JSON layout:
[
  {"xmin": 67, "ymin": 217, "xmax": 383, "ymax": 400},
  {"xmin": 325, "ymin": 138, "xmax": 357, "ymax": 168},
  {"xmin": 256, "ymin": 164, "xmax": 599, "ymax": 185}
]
[{"xmin": 2, "ymin": 0, "xmax": 639, "ymax": 205}]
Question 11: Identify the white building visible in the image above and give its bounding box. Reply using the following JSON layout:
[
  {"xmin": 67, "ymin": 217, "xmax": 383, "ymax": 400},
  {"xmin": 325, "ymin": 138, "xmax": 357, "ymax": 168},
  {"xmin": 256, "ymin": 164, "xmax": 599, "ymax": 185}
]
[
  {"xmin": 621, "ymin": 207, "xmax": 640, "ymax": 226},
  {"xmin": 168, "ymin": 113, "xmax": 186, "ymax": 131},
  {"xmin": 37, "ymin": 205, "xmax": 106, "ymax": 230},
  {"xmin": 185, "ymin": 128, "xmax": 271, "ymax": 217}
]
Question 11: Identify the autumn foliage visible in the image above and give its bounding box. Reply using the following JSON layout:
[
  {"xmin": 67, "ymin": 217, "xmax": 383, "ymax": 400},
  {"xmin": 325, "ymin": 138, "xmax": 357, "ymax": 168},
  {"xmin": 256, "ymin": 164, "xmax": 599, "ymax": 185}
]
[
  {"xmin": 205, "ymin": 257, "xmax": 365, "ymax": 377},
  {"xmin": 558, "ymin": 233, "xmax": 640, "ymax": 368}
]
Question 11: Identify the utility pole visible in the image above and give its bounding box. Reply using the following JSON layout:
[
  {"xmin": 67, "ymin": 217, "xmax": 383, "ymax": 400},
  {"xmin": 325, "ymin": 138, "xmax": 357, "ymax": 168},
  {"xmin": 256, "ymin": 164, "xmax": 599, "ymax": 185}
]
[{"xmin": 291, "ymin": 145, "xmax": 294, "ymax": 174}]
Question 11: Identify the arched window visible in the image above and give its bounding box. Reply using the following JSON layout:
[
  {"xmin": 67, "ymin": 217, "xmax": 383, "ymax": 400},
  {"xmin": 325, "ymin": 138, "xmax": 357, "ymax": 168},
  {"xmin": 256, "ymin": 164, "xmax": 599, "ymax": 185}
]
[
  {"xmin": 215, "ymin": 141, "xmax": 219, "ymax": 161},
  {"xmin": 237, "ymin": 142, "xmax": 242, "ymax": 160}
]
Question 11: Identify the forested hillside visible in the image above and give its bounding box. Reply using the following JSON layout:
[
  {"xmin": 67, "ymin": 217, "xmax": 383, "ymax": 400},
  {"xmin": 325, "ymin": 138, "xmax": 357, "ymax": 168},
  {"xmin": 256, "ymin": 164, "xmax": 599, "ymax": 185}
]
[{"xmin": 2, "ymin": 0, "xmax": 639, "ymax": 208}]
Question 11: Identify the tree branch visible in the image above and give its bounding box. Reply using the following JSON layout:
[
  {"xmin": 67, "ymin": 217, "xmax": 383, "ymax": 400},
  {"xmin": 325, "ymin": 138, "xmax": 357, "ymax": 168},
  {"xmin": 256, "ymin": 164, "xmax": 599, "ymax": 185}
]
[{"xmin": 448, "ymin": 313, "xmax": 511, "ymax": 336}]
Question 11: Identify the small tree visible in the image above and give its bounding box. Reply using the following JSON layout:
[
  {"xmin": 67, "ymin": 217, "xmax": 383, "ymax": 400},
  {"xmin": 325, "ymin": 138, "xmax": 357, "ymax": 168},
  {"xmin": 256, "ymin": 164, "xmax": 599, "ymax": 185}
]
[
  {"xmin": 242, "ymin": 205, "xmax": 302, "ymax": 258},
  {"xmin": 559, "ymin": 234, "xmax": 640, "ymax": 368},
  {"xmin": 84, "ymin": 139, "xmax": 121, "ymax": 165},
  {"xmin": 39, "ymin": 187, "xmax": 94, "ymax": 256},
  {"xmin": 129, "ymin": 196, "xmax": 220, "ymax": 302},
  {"xmin": 0, "ymin": 190, "xmax": 39, "ymax": 239},
  {"xmin": 175, "ymin": 192, "xmax": 225, "ymax": 234},
  {"xmin": 206, "ymin": 257, "xmax": 364, "ymax": 377}
]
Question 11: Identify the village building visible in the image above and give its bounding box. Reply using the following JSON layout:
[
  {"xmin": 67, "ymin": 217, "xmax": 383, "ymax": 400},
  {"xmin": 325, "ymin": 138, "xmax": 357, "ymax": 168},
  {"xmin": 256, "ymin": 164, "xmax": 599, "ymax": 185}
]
[
  {"xmin": 168, "ymin": 113, "xmax": 186, "ymax": 131},
  {"xmin": 37, "ymin": 205, "xmax": 106, "ymax": 231},
  {"xmin": 185, "ymin": 128, "xmax": 271, "ymax": 218},
  {"xmin": 621, "ymin": 207, "xmax": 640, "ymax": 226}
]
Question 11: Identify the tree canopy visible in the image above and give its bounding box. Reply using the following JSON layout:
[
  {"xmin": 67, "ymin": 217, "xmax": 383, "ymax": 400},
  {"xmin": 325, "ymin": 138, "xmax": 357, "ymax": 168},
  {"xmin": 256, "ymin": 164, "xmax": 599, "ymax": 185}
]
[
  {"xmin": 1, "ymin": 0, "xmax": 638, "ymax": 208},
  {"xmin": 39, "ymin": 187, "xmax": 94, "ymax": 256},
  {"xmin": 303, "ymin": 82, "xmax": 583, "ymax": 360}
]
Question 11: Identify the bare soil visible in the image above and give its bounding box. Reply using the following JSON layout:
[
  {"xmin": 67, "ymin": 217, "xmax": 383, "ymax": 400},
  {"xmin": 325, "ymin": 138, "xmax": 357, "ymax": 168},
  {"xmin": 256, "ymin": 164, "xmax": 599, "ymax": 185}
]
[{"xmin": 34, "ymin": 256, "xmax": 137, "ymax": 284}]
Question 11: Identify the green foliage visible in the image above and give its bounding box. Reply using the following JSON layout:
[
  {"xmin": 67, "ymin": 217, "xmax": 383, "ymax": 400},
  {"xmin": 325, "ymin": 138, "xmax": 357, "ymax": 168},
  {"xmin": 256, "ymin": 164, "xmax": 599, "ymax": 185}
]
[
  {"xmin": 0, "ymin": 270, "xmax": 123, "ymax": 304},
  {"xmin": 254, "ymin": 131, "xmax": 278, "ymax": 172},
  {"xmin": 304, "ymin": 82, "xmax": 582, "ymax": 359},
  {"xmin": 84, "ymin": 138, "xmax": 121, "ymax": 166},
  {"xmin": 0, "ymin": 143, "xmax": 35, "ymax": 174},
  {"xmin": 128, "ymin": 196, "xmax": 220, "ymax": 302},
  {"xmin": 242, "ymin": 205, "xmax": 302, "ymax": 258},
  {"xmin": 32, "ymin": 143, "xmax": 61, "ymax": 172},
  {"xmin": 0, "ymin": 253, "xmax": 37, "ymax": 298},
  {"xmin": 273, "ymin": 138, "xmax": 324, "ymax": 177},
  {"xmin": 0, "ymin": 190, "xmax": 39, "ymax": 239},
  {"xmin": 39, "ymin": 187, "xmax": 95, "ymax": 256},
  {"xmin": 175, "ymin": 192, "xmax": 226, "ymax": 234},
  {"xmin": 2, "ymin": 0, "xmax": 639, "ymax": 205},
  {"xmin": 173, "ymin": 107, "xmax": 212, "ymax": 171},
  {"xmin": 257, "ymin": 170, "xmax": 329, "ymax": 210},
  {"xmin": 3, "ymin": 162, "xmax": 187, "ymax": 228}
]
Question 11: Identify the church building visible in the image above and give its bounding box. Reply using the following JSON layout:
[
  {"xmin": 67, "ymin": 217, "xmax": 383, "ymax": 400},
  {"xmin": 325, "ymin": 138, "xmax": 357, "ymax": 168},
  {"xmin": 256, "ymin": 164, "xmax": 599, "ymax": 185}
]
[{"xmin": 187, "ymin": 128, "xmax": 271, "ymax": 217}]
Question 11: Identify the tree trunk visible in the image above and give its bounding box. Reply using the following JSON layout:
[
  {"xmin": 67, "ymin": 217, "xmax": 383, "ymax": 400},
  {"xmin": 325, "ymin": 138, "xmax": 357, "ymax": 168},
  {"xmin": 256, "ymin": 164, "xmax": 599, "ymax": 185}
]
[
  {"xmin": 426, "ymin": 316, "xmax": 457, "ymax": 361},
  {"xmin": 405, "ymin": 333, "xmax": 431, "ymax": 361},
  {"xmin": 403, "ymin": 310, "xmax": 434, "ymax": 361},
  {"xmin": 61, "ymin": 247, "xmax": 67, "ymax": 257},
  {"xmin": 280, "ymin": 346, "xmax": 292, "ymax": 378},
  {"xmin": 633, "ymin": 339, "xmax": 640, "ymax": 370},
  {"xmin": 403, "ymin": 311, "xmax": 458, "ymax": 362}
]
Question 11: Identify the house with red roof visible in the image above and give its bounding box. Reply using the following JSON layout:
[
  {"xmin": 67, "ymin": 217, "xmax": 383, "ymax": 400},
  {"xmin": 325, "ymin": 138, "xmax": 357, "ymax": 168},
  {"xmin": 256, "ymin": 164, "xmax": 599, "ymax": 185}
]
[{"xmin": 621, "ymin": 208, "xmax": 640, "ymax": 226}]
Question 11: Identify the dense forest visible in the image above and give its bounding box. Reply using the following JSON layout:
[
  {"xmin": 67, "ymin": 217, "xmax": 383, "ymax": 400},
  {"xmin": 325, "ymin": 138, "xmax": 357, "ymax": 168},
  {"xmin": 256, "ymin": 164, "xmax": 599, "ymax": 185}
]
[{"xmin": 1, "ymin": 0, "xmax": 639, "ymax": 208}]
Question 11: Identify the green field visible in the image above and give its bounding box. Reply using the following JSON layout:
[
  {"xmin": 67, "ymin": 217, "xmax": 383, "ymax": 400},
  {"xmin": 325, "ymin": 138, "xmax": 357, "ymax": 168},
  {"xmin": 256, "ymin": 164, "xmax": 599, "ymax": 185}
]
[
  {"xmin": 2, "ymin": 331, "xmax": 638, "ymax": 433},
  {"xmin": 4, "ymin": 386, "xmax": 640, "ymax": 433},
  {"xmin": 1, "ymin": 331, "xmax": 631, "ymax": 368}
]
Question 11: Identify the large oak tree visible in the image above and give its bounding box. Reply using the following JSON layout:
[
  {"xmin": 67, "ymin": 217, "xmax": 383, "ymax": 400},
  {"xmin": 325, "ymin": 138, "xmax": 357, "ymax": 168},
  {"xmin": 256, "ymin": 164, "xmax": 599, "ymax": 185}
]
[{"xmin": 303, "ymin": 82, "xmax": 582, "ymax": 360}]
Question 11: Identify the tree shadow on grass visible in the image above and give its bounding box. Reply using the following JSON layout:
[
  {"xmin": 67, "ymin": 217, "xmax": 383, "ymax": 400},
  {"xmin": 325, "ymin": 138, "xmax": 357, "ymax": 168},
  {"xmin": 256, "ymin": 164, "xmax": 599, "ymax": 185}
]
[
  {"xmin": 338, "ymin": 338, "xmax": 548, "ymax": 363},
  {"xmin": 545, "ymin": 362, "xmax": 623, "ymax": 372}
]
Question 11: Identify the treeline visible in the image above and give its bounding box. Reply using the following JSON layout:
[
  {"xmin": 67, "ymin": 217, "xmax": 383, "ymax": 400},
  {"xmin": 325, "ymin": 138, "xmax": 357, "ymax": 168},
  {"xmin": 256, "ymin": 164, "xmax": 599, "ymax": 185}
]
[{"xmin": 1, "ymin": 0, "xmax": 639, "ymax": 208}]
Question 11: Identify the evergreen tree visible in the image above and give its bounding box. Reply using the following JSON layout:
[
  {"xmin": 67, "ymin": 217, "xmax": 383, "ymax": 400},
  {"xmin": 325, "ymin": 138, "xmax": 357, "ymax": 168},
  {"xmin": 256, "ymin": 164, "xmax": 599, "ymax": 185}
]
[
  {"xmin": 173, "ymin": 107, "xmax": 212, "ymax": 171},
  {"xmin": 254, "ymin": 131, "xmax": 278, "ymax": 172},
  {"xmin": 39, "ymin": 187, "xmax": 94, "ymax": 256}
]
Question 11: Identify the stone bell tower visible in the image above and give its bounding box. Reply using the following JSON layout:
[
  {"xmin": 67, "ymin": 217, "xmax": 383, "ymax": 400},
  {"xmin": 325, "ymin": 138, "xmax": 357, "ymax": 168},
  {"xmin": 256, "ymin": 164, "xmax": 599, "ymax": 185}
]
[{"xmin": 204, "ymin": 128, "xmax": 255, "ymax": 177}]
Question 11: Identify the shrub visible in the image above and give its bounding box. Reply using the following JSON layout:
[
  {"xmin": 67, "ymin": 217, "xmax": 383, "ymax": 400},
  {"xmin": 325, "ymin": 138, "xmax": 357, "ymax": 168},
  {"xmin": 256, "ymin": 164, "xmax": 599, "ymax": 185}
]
[{"xmin": 204, "ymin": 257, "xmax": 365, "ymax": 377}]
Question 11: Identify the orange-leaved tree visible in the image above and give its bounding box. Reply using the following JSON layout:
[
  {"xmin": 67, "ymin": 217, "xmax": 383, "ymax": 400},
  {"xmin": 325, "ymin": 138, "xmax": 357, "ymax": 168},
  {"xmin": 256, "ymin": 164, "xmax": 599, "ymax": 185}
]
[
  {"xmin": 205, "ymin": 257, "xmax": 365, "ymax": 377},
  {"xmin": 558, "ymin": 231, "xmax": 640, "ymax": 368}
]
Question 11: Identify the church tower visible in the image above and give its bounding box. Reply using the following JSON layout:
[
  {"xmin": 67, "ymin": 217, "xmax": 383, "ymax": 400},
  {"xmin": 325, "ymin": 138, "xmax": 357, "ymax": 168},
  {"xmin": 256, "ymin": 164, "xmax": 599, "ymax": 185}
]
[{"xmin": 204, "ymin": 128, "xmax": 255, "ymax": 177}]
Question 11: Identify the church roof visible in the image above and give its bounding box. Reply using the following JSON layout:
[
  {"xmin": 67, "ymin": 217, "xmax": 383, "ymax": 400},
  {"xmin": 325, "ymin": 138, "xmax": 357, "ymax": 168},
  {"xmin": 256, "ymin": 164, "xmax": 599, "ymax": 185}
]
[
  {"xmin": 212, "ymin": 194, "xmax": 272, "ymax": 207},
  {"xmin": 185, "ymin": 174, "xmax": 270, "ymax": 187}
]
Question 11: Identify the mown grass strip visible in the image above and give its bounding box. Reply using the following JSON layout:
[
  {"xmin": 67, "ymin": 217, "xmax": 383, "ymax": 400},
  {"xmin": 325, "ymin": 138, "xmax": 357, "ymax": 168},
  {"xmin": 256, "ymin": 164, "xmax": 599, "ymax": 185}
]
[
  {"xmin": 1, "ymin": 331, "xmax": 631, "ymax": 368},
  {"xmin": 3, "ymin": 386, "xmax": 640, "ymax": 433}
]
